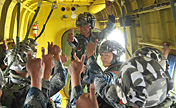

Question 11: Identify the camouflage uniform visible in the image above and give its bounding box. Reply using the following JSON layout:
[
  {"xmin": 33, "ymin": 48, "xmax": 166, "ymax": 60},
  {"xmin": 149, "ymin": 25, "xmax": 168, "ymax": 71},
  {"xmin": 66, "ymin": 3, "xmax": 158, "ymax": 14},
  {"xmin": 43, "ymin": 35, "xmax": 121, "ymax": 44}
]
[
  {"xmin": 68, "ymin": 12, "xmax": 116, "ymax": 63},
  {"xmin": 0, "ymin": 39, "xmax": 67, "ymax": 108},
  {"xmin": 70, "ymin": 40, "xmax": 125, "ymax": 108},
  {"xmin": 85, "ymin": 40, "xmax": 125, "ymax": 85},
  {"xmin": 23, "ymin": 87, "xmax": 48, "ymax": 108}
]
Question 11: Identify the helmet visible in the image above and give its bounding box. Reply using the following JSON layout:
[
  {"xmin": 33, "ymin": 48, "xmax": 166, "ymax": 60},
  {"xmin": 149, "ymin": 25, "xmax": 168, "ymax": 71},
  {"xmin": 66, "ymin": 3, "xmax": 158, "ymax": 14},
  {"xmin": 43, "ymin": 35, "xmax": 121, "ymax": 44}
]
[
  {"xmin": 4, "ymin": 41, "xmax": 36, "ymax": 72},
  {"xmin": 23, "ymin": 38, "xmax": 39, "ymax": 52},
  {"xmin": 99, "ymin": 40, "xmax": 125, "ymax": 64},
  {"xmin": 0, "ymin": 69, "xmax": 6, "ymax": 89},
  {"xmin": 76, "ymin": 12, "xmax": 96, "ymax": 29},
  {"xmin": 133, "ymin": 47, "xmax": 169, "ymax": 72},
  {"xmin": 115, "ymin": 56, "xmax": 171, "ymax": 107}
]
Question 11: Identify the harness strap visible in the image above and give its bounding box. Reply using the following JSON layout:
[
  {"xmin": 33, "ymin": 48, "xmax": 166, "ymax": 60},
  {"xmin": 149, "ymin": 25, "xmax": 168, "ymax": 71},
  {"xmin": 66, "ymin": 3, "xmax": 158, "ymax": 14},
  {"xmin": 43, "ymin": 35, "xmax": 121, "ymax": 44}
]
[{"xmin": 34, "ymin": 2, "xmax": 57, "ymax": 41}]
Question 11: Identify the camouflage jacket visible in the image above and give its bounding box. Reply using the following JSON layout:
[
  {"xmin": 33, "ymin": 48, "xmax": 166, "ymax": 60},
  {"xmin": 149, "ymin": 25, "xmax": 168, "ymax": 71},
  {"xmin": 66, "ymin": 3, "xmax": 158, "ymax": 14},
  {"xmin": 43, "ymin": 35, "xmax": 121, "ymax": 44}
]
[
  {"xmin": 0, "ymin": 61, "xmax": 67, "ymax": 108},
  {"xmin": 68, "ymin": 15, "xmax": 116, "ymax": 63},
  {"xmin": 85, "ymin": 55, "xmax": 122, "ymax": 85},
  {"xmin": 70, "ymin": 55, "xmax": 124, "ymax": 107},
  {"xmin": 23, "ymin": 87, "xmax": 47, "ymax": 108}
]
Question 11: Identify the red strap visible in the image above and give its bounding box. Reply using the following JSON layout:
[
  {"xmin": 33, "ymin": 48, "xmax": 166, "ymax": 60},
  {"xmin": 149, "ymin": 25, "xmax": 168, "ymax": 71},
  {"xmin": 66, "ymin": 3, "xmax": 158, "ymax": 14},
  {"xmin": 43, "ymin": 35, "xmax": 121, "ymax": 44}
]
[
  {"xmin": 120, "ymin": 100, "xmax": 124, "ymax": 105},
  {"xmin": 77, "ymin": 47, "xmax": 79, "ymax": 53},
  {"xmin": 1, "ymin": 65, "xmax": 7, "ymax": 70},
  {"xmin": 111, "ymin": 71, "xmax": 118, "ymax": 74}
]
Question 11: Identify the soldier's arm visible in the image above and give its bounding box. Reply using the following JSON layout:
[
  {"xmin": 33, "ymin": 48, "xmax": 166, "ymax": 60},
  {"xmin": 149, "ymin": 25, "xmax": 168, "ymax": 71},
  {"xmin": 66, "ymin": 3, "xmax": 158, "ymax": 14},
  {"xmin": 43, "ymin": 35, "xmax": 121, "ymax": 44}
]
[
  {"xmin": 85, "ymin": 55, "xmax": 104, "ymax": 83},
  {"xmin": 70, "ymin": 85, "xmax": 84, "ymax": 106},
  {"xmin": 47, "ymin": 43, "xmax": 67, "ymax": 97},
  {"xmin": 49, "ymin": 60, "xmax": 67, "ymax": 97},
  {"xmin": 86, "ymin": 55, "xmax": 116, "ymax": 84},
  {"xmin": 93, "ymin": 77, "xmax": 125, "ymax": 108},
  {"xmin": 23, "ymin": 52, "xmax": 48, "ymax": 108},
  {"xmin": 97, "ymin": 15, "xmax": 116, "ymax": 41},
  {"xmin": 96, "ymin": 0, "xmax": 116, "ymax": 41},
  {"xmin": 69, "ymin": 54, "xmax": 85, "ymax": 106},
  {"xmin": 23, "ymin": 87, "xmax": 47, "ymax": 108}
]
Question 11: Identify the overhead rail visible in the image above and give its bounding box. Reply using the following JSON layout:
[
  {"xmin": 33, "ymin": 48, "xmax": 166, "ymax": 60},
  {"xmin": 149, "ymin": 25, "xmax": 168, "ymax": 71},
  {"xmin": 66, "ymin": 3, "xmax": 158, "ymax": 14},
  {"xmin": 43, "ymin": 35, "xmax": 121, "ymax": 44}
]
[
  {"xmin": 0, "ymin": 40, "xmax": 14, "ymax": 45},
  {"xmin": 128, "ymin": 1, "xmax": 176, "ymax": 15}
]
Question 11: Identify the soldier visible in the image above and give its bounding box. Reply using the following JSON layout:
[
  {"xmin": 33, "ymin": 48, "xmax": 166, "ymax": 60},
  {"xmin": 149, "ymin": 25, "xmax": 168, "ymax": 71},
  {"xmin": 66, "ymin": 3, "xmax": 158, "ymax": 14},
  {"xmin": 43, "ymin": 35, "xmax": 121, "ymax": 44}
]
[
  {"xmin": 85, "ymin": 40, "xmax": 125, "ymax": 108},
  {"xmin": 23, "ymin": 51, "xmax": 48, "ymax": 108},
  {"xmin": 162, "ymin": 42, "xmax": 176, "ymax": 78},
  {"xmin": 67, "ymin": 1, "xmax": 116, "ymax": 106},
  {"xmin": 0, "ymin": 39, "xmax": 67, "ymax": 108},
  {"xmin": 86, "ymin": 40, "xmax": 125, "ymax": 84},
  {"xmin": 70, "ymin": 40, "xmax": 124, "ymax": 107},
  {"xmin": 69, "ymin": 47, "xmax": 174, "ymax": 108},
  {"xmin": 67, "ymin": 0, "xmax": 116, "ymax": 64}
]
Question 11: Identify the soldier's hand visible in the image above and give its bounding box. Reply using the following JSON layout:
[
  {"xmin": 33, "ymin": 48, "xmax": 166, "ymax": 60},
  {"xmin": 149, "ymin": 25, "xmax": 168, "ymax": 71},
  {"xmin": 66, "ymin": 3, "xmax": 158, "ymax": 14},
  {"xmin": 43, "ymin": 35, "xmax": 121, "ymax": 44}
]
[
  {"xmin": 68, "ymin": 53, "xmax": 85, "ymax": 76},
  {"xmin": 0, "ymin": 40, "xmax": 7, "ymax": 50},
  {"xmin": 41, "ymin": 47, "xmax": 55, "ymax": 80},
  {"xmin": 105, "ymin": 0, "xmax": 113, "ymax": 15},
  {"xmin": 69, "ymin": 53, "xmax": 85, "ymax": 89},
  {"xmin": 27, "ymin": 51, "xmax": 43, "ymax": 90},
  {"xmin": 53, "ymin": 45, "xmax": 62, "ymax": 61},
  {"xmin": 163, "ymin": 42, "xmax": 171, "ymax": 58},
  {"xmin": 61, "ymin": 54, "xmax": 68, "ymax": 64},
  {"xmin": 86, "ymin": 39, "xmax": 98, "ymax": 58},
  {"xmin": 67, "ymin": 29, "xmax": 74, "ymax": 42},
  {"xmin": 0, "ymin": 90, "xmax": 2, "ymax": 99},
  {"xmin": 76, "ymin": 84, "xmax": 98, "ymax": 108},
  {"xmin": 48, "ymin": 42, "xmax": 54, "ymax": 55}
]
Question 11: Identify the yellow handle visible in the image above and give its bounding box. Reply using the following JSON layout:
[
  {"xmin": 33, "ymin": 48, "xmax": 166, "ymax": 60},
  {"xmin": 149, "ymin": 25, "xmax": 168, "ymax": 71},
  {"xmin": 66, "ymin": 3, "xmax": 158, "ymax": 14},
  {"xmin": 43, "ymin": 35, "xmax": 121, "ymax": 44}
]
[{"xmin": 0, "ymin": 40, "xmax": 14, "ymax": 45}]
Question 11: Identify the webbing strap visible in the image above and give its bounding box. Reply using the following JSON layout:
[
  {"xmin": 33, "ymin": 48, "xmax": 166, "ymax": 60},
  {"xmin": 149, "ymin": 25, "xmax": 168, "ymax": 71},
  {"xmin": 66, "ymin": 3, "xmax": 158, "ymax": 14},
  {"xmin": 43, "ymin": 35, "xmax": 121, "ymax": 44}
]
[
  {"xmin": 23, "ymin": 1, "xmax": 43, "ymax": 44},
  {"xmin": 34, "ymin": 2, "xmax": 56, "ymax": 41}
]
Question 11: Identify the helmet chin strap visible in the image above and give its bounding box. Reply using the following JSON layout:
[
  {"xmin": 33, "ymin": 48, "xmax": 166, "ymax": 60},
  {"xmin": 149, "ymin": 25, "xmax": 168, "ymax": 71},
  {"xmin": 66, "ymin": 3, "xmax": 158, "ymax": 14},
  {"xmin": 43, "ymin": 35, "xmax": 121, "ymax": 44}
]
[{"xmin": 110, "ymin": 54, "xmax": 120, "ymax": 64}]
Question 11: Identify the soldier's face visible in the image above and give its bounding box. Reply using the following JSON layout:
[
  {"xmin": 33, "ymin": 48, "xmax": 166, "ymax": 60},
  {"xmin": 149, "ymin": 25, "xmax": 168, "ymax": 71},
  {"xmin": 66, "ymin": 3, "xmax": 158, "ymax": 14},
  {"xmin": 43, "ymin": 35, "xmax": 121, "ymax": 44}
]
[
  {"xmin": 101, "ymin": 52, "xmax": 113, "ymax": 67},
  {"xmin": 79, "ymin": 25, "xmax": 90, "ymax": 37}
]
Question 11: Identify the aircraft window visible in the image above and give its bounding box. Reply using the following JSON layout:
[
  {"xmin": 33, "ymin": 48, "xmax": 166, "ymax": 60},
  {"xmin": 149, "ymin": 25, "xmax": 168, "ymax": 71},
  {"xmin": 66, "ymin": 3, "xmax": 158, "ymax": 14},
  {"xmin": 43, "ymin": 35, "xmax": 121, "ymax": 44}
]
[{"xmin": 107, "ymin": 29, "xmax": 126, "ymax": 62}]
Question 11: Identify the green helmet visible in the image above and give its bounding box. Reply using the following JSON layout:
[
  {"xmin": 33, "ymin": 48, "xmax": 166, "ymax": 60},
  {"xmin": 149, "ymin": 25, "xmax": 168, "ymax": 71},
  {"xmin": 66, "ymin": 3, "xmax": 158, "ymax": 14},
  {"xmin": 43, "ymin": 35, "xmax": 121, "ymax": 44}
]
[
  {"xmin": 100, "ymin": 40, "xmax": 125, "ymax": 64},
  {"xmin": 4, "ymin": 38, "xmax": 38, "ymax": 72},
  {"xmin": 76, "ymin": 12, "xmax": 96, "ymax": 29},
  {"xmin": 23, "ymin": 38, "xmax": 39, "ymax": 52}
]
